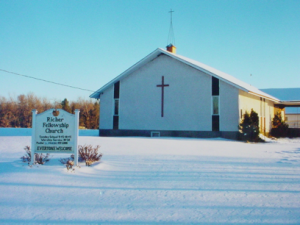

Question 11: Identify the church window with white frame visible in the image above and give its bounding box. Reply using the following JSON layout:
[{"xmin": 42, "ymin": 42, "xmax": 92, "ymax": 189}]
[
  {"xmin": 113, "ymin": 81, "xmax": 120, "ymax": 130},
  {"xmin": 114, "ymin": 99, "xmax": 119, "ymax": 115},
  {"xmin": 212, "ymin": 96, "xmax": 219, "ymax": 115}
]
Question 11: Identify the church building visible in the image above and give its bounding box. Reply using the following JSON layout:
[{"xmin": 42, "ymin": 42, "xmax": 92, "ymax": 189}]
[{"xmin": 90, "ymin": 45, "xmax": 285, "ymax": 139}]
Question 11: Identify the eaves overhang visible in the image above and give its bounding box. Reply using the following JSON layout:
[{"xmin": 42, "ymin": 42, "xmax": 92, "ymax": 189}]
[
  {"xmin": 275, "ymin": 100, "xmax": 300, "ymax": 108},
  {"xmin": 90, "ymin": 48, "xmax": 279, "ymax": 103}
]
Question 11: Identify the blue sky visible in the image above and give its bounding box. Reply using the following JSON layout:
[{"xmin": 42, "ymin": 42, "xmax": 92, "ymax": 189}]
[{"xmin": 0, "ymin": 0, "xmax": 299, "ymax": 102}]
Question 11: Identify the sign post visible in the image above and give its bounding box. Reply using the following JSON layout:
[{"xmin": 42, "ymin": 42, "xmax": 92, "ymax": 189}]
[
  {"xmin": 74, "ymin": 109, "xmax": 80, "ymax": 166},
  {"xmin": 31, "ymin": 109, "xmax": 37, "ymax": 165},
  {"xmin": 31, "ymin": 109, "xmax": 80, "ymax": 166}
]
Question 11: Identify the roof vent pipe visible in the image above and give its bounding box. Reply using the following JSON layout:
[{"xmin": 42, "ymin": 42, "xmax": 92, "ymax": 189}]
[{"xmin": 166, "ymin": 44, "xmax": 176, "ymax": 54}]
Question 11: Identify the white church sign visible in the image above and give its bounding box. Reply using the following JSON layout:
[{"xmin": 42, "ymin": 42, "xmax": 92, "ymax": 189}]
[{"xmin": 31, "ymin": 109, "xmax": 80, "ymax": 166}]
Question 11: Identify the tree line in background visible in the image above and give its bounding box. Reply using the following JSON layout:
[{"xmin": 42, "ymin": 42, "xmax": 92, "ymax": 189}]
[{"xmin": 0, "ymin": 93, "xmax": 99, "ymax": 129}]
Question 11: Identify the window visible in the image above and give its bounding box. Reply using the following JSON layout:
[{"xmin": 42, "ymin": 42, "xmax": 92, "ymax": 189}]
[
  {"xmin": 114, "ymin": 99, "xmax": 119, "ymax": 115},
  {"xmin": 212, "ymin": 115, "xmax": 220, "ymax": 131},
  {"xmin": 212, "ymin": 77, "xmax": 219, "ymax": 95},
  {"xmin": 212, "ymin": 96, "xmax": 219, "ymax": 115},
  {"xmin": 113, "ymin": 81, "xmax": 120, "ymax": 130},
  {"xmin": 114, "ymin": 81, "xmax": 120, "ymax": 99},
  {"xmin": 212, "ymin": 77, "xmax": 220, "ymax": 131},
  {"xmin": 113, "ymin": 116, "xmax": 119, "ymax": 130}
]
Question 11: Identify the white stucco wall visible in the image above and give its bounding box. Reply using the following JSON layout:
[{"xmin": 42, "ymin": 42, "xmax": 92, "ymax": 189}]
[
  {"xmin": 239, "ymin": 90, "xmax": 275, "ymax": 133},
  {"xmin": 219, "ymin": 81, "xmax": 239, "ymax": 131},
  {"xmin": 99, "ymin": 85, "xmax": 114, "ymax": 129},
  {"xmin": 119, "ymin": 54, "xmax": 212, "ymax": 131}
]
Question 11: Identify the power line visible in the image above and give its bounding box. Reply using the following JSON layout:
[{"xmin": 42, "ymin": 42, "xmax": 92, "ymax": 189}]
[{"xmin": 0, "ymin": 69, "xmax": 95, "ymax": 92}]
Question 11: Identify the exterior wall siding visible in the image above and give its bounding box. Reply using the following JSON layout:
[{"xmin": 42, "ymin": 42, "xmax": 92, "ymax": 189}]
[
  {"xmin": 286, "ymin": 114, "xmax": 300, "ymax": 128},
  {"xmin": 265, "ymin": 100, "xmax": 275, "ymax": 133},
  {"xmin": 238, "ymin": 90, "xmax": 275, "ymax": 133},
  {"xmin": 119, "ymin": 54, "xmax": 212, "ymax": 131},
  {"xmin": 99, "ymin": 54, "xmax": 250, "ymax": 137},
  {"xmin": 99, "ymin": 85, "xmax": 114, "ymax": 129},
  {"xmin": 219, "ymin": 81, "xmax": 239, "ymax": 131}
]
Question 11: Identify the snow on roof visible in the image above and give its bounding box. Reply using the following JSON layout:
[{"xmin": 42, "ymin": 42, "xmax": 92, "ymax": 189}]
[{"xmin": 90, "ymin": 48, "xmax": 279, "ymax": 102}]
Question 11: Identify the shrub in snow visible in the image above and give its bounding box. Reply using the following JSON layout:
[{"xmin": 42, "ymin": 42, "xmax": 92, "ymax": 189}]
[
  {"xmin": 59, "ymin": 155, "xmax": 75, "ymax": 170},
  {"xmin": 271, "ymin": 112, "xmax": 289, "ymax": 137},
  {"xmin": 21, "ymin": 146, "xmax": 50, "ymax": 165},
  {"xmin": 239, "ymin": 109, "xmax": 262, "ymax": 142},
  {"xmin": 78, "ymin": 145, "xmax": 102, "ymax": 166}
]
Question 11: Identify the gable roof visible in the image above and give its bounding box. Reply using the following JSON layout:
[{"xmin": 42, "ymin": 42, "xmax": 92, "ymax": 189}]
[{"xmin": 90, "ymin": 48, "xmax": 279, "ymax": 102}]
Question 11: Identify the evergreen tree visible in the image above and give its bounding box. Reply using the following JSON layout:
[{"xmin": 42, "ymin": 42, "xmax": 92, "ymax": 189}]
[
  {"xmin": 272, "ymin": 112, "xmax": 289, "ymax": 137},
  {"xmin": 250, "ymin": 109, "xmax": 259, "ymax": 127},
  {"xmin": 239, "ymin": 109, "xmax": 260, "ymax": 142},
  {"xmin": 61, "ymin": 98, "xmax": 72, "ymax": 113}
]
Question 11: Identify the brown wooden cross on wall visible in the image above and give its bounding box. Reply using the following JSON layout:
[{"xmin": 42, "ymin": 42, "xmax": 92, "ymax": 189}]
[{"xmin": 156, "ymin": 76, "xmax": 169, "ymax": 117}]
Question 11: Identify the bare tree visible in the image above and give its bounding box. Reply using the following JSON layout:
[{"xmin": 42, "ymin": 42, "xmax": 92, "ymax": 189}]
[{"xmin": 0, "ymin": 94, "xmax": 99, "ymax": 129}]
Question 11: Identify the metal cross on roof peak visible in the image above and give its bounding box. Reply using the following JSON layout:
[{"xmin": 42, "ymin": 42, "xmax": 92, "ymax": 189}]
[
  {"xmin": 167, "ymin": 9, "xmax": 175, "ymax": 45},
  {"xmin": 169, "ymin": 9, "xmax": 174, "ymax": 23}
]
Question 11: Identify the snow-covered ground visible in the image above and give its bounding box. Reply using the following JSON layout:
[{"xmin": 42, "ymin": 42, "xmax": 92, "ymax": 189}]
[{"xmin": 0, "ymin": 130, "xmax": 300, "ymax": 224}]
